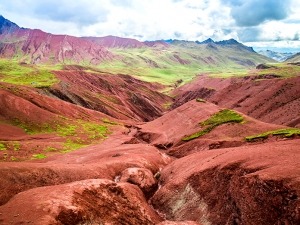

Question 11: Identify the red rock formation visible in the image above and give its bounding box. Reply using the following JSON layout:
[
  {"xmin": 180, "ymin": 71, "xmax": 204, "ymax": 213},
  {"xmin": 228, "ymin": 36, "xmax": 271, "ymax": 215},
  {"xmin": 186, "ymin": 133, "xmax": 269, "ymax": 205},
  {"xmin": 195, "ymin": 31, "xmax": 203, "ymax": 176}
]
[
  {"xmin": 135, "ymin": 100, "xmax": 285, "ymax": 155},
  {"xmin": 45, "ymin": 70, "xmax": 172, "ymax": 121},
  {"xmin": 0, "ymin": 28, "xmax": 114, "ymax": 64},
  {"xmin": 173, "ymin": 75, "xmax": 300, "ymax": 127},
  {"xmin": 120, "ymin": 167, "xmax": 158, "ymax": 198},
  {"xmin": 0, "ymin": 179, "xmax": 162, "ymax": 224},
  {"xmin": 151, "ymin": 139, "xmax": 300, "ymax": 224}
]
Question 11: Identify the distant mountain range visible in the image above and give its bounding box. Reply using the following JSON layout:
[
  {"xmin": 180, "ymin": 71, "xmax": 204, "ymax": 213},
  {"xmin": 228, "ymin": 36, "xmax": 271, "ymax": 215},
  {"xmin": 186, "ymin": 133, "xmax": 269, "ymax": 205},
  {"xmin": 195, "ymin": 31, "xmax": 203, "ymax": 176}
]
[
  {"xmin": 285, "ymin": 52, "xmax": 300, "ymax": 63},
  {"xmin": 0, "ymin": 15, "xmax": 273, "ymax": 69},
  {"xmin": 258, "ymin": 50, "xmax": 295, "ymax": 62}
]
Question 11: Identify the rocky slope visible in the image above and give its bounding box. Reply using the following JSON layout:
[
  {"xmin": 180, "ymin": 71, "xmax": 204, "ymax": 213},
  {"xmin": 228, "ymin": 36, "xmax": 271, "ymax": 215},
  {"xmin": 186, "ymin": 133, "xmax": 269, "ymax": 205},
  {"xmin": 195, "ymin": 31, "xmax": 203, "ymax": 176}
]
[
  {"xmin": 44, "ymin": 67, "xmax": 171, "ymax": 122},
  {"xmin": 151, "ymin": 139, "xmax": 300, "ymax": 224},
  {"xmin": 0, "ymin": 16, "xmax": 113, "ymax": 64},
  {"xmin": 135, "ymin": 100, "xmax": 287, "ymax": 157},
  {"xmin": 0, "ymin": 68, "xmax": 171, "ymax": 162},
  {"xmin": 173, "ymin": 72, "xmax": 300, "ymax": 128}
]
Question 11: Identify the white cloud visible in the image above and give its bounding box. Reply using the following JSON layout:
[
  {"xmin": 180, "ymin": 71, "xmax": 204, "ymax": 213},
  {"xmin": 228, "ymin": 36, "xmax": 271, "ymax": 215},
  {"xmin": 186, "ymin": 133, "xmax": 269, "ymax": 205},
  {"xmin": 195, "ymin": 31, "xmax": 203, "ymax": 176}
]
[{"xmin": 0, "ymin": 0, "xmax": 299, "ymax": 50}]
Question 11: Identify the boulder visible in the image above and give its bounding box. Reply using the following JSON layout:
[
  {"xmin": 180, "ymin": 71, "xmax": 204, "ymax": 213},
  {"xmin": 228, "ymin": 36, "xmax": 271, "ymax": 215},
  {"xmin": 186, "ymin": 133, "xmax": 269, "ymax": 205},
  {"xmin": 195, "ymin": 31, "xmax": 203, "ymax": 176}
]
[{"xmin": 120, "ymin": 167, "xmax": 158, "ymax": 197}]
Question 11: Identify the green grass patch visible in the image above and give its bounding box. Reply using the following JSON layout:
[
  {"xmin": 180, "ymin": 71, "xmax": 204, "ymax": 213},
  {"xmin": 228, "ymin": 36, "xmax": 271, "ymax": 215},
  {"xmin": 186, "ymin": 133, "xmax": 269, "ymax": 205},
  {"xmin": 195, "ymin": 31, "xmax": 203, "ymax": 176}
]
[
  {"xmin": 96, "ymin": 43, "xmax": 271, "ymax": 86},
  {"xmin": 43, "ymin": 146, "xmax": 58, "ymax": 152},
  {"xmin": 12, "ymin": 142, "xmax": 20, "ymax": 151},
  {"xmin": 61, "ymin": 139, "xmax": 86, "ymax": 153},
  {"xmin": 11, "ymin": 117, "xmax": 109, "ymax": 140},
  {"xmin": 256, "ymin": 63, "xmax": 300, "ymax": 78},
  {"xmin": 56, "ymin": 124, "xmax": 77, "ymax": 136},
  {"xmin": 182, "ymin": 109, "xmax": 244, "ymax": 141},
  {"xmin": 9, "ymin": 116, "xmax": 111, "ymax": 155},
  {"xmin": 11, "ymin": 119, "xmax": 55, "ymax": 135},
  {"xmin": 0, "ymin": 59, "xmax": 58, "ymax": 88},
  {"xmin": 0, "ymin": 143, "xmax": 7, "ymax": 151},
  {"xmin": 245, "ymin": 128, "xmax": 300, "ymax": 142},
  {"xmin": 32, "ymin": 153, "xmax": 47, "ymax": 159},
  {"xmin": 80, "ymin": 121, "xmax": 108, "ymax": 139}
]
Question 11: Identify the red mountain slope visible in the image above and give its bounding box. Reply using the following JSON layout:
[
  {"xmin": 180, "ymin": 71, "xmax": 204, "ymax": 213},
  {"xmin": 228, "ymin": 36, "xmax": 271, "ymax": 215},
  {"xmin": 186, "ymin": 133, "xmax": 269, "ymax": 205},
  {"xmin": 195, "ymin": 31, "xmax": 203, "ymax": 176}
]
[
  {"xmin": 0, "ymin": 16, "xmax": 113, "ymax": 64},
  {"xmin": 173, "ymin": 75, "xmax": 300, "ymax": 127},
  {"xmin": 83, "ymin": 35, "xmax": 146, "ymax": 48}
]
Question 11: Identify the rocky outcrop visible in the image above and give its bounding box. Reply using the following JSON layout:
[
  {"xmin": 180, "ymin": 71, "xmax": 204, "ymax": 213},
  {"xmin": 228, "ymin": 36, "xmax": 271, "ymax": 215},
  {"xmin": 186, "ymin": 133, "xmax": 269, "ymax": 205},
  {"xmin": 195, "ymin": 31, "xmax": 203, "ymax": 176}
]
[
  {"xmin": 120, "ymin": 167, "xmax": 158, "ymax": 198},
  {"xmin": 42, "ymin": 70, "xmax": 171, "ymax": 122},
  {"xmin": 151, "ymin": 139, "xmax": 300, "ymax": 225},
  {"xmin": 0, "ymin": 179, "xmax": 162, "ymax": 224}
]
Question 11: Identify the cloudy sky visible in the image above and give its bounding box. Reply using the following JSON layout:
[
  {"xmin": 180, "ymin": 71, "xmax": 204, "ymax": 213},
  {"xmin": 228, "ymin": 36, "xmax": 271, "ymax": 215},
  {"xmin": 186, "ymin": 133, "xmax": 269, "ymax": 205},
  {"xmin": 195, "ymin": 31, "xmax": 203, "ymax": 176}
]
[{"xmin": 1, "ymin": 0, "xmax": 300, "ymax": 52}]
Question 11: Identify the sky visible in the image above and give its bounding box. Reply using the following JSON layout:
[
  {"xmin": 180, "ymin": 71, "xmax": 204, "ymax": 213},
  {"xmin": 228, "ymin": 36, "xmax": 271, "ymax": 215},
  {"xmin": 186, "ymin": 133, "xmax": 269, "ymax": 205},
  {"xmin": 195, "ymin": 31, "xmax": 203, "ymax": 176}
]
[{"xmin": 0, "ymin": 0, "xmax": 300, "ymax": 52}]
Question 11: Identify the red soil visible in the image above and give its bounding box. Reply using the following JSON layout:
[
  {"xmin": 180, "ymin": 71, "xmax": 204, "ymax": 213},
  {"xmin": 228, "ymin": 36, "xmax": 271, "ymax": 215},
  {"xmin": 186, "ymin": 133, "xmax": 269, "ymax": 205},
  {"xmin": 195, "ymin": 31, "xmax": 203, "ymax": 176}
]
[
  {"xmin": 0, "ymin": 28, "xmax": 114, "ymax": 64},
  {"xmin": 0, "ymin": 179, "xmax": 162, "ymax": 225},
  {"xmin": 135, "ymin": 99, "xmax": 285, "ymax": 156},
  {"xmin": 158, "ymin": 221, "xmax": 203, "ymax": 225},
  {"xmin": 0, "ymin": 82, "xmax": 118, "ymax": 161},
  {"xmin": 0, "ymin": 70, "xmax": 171, "ymax": 160},
  {"xmin": 173, "ymin": 75, "xmax": 300, "ymax": 127},
  {"xmin": 84, "ymin": 35, "xmax": 146, "ymax": 48},
  {"xmin": 47, "ymin": 69, "xmax": 171, "ymax": 122},
  {"xmin": 151, "ymin": 139, "xmax": 300, "ymax": 224},
  {"xmin": 0, "ymin": 82, "xmax": 114, "ymax": 123},
  {"xmin": 0, "ymin": 130, "xmax": 172, "ymax": 205}
]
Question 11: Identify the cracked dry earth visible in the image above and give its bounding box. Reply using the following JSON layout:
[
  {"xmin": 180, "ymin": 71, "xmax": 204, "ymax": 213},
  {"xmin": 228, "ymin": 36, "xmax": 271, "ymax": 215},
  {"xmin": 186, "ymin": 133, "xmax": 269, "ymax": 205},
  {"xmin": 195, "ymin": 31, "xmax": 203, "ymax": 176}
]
[{"xmin": 0, "ymin": 100, "xmax": 299, "ymax": 224}]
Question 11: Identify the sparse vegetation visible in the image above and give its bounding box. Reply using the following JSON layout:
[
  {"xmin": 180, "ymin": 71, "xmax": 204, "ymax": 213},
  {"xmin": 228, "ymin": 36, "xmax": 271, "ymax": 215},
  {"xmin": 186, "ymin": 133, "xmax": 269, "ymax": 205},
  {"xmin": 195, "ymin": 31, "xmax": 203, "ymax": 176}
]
[
  {"xmin": 0, "ymin": 59, "xmax": 58, "ymax": 87},
  {"xmin": 101, "ymin": 118, "xmax": 119, "ymax": 125},
  {"xmin": 56, "ymin": 124, "xmax": 77, "ymax": 136},
  {"xmin": 32, "ymin": 153, "xmax": 47, "ymax": 159},
  {"xmin": 163, "ymin": 102, "xmax": 173, "ymax": 109},
  {"xmin": 7, "ymin": 116, "xmax": 111, "ymax": 159},
  {"xmin": 61, "ymin": 139, "xmax": 86, "ymax": 153},
  {"xmin": 196, "ymin": 98, "xmax": 206, "ymax": 103},
  {"xmin": 182, "ymin": 109, "xmax": 244, "ymax": 141},
  {"xmin": 255, "ymin": 63, "xmax": 300, "ymax": 78},
  {"xmin": 12, "ymin": 142, "xmax": 21, "ymax": 151},
  {"xmin": 245, "ymin": 128, "xmax": 300, "ymax": 142},
  {"xmin": 10, "ymin": 156, "xmax": 18, "ymax": 161},
  {"xmin": 0, "ymin": 143, "xmax": 7, "ymax": 151},
  {"xmin": 96, "ymin": 44, "xmax": 271, "ymax": 86},
  {"xmin": 43, "ymin": 146, "xmax": 58, "ymax": 152}
]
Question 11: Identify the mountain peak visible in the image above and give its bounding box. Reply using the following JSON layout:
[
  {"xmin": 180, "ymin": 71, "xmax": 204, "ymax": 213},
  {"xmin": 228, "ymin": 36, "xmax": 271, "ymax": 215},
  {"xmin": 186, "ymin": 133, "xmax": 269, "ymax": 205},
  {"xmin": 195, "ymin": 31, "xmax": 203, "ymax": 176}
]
[
  {"xmin": 215, "ymin": 38, "xmax": 255, "ymax": 53},
  {"xmin": 0, "ymin": 15, "xmax": 19, "ymax": 34},
  {"xmin": 216, "ymin": 38, "xmax": 239, "ymax": 45},
  {"xmin": 196, "ymin": 38, "xmax": 215, "ymax": 44}
]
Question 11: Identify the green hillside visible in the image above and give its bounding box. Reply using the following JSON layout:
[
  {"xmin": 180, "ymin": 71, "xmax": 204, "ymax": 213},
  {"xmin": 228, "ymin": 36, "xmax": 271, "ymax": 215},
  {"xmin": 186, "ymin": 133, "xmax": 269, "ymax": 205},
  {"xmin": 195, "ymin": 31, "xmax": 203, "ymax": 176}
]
[{"xmin": 97, "ymin": 41, "xmax": 274, "ymax": 85}]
